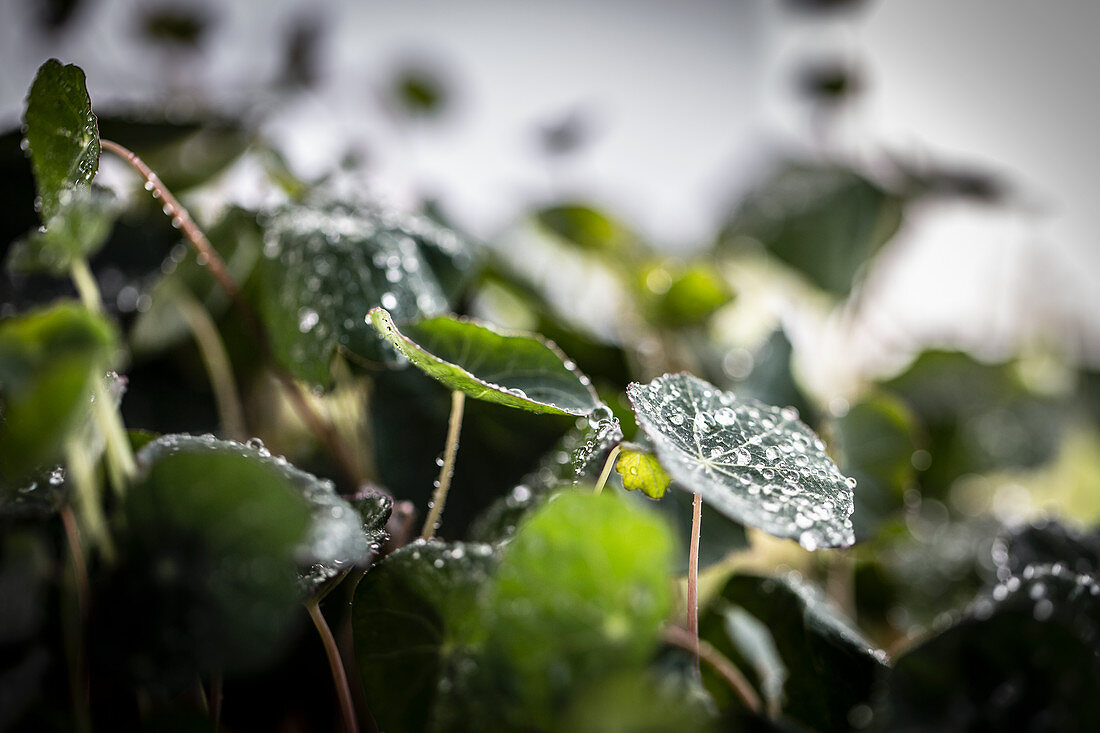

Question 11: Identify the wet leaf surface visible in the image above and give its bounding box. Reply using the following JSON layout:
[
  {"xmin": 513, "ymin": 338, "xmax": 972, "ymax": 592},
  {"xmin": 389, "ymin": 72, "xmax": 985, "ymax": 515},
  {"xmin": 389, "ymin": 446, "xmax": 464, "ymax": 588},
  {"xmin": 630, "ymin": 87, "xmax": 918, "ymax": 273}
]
[
  {"xmin": 257, "ymin": 199, "xmax": 473, "ymax": 385},
  {"xmin": 22, "ymin": 59, "xmax": 100, "ymax": 222},
  {"xmin": 7, "ymin": 186, "xmax": 117, "ymax": 275},
  {"xmin": 370, "ymin": 307, "xmax": 601, "ymax": 416},
  {"xmin": 628, "ymin": 373, "xmax": 855, "ymax": 548}
]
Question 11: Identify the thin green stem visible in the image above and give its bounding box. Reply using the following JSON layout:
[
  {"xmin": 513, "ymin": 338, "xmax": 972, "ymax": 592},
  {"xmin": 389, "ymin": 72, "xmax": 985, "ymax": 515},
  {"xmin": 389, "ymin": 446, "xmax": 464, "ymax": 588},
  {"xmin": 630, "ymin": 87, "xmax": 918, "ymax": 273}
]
[
  {"xmin": 70, "ymin": 258, "xmax": 101, "ymax": 310},
  {"xmin": 421, "ymin": 390, "xmax": 465, "ymax": 541},
  {"xmin": 593, "ymin": 444, "xmax": 622, "ymax": 495},
  {"xmin": 92, "ymin": 376, "xmax": 136, "ymax": 495},
  {"xmin": 65, "ymin": 438, "xmax": 114, "ymax": 562},
  {"xmin": 687, "ymin": 492, "xmax": 702, "ymax": 675},
  {"xmin": 306, "ymin": 599, "xmax": 359, "ymax": 733},
  {"xmin": 664, "ymin": 625, "xmax": 760, "ymax": 714},
  {"xmin": 172, "ymin": 284, "xmax": 247, "ymax": 440},
  {"xmin": 59, "ymin": 505, "xmax": 91, "ymax": 733}
]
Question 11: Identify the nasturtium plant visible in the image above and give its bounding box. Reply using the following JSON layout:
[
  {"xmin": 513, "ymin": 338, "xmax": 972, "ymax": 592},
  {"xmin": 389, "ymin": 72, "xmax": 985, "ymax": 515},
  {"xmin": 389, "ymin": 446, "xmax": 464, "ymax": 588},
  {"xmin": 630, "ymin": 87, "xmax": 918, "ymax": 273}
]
[
  {"xmin": 627, "ymin": 372, "xmax": 856, "ymax": 549},
  {"xmin": 370, "ymin": 306, "xmax": 601, "ymax": 416},
  {"xmin": 257, "ymin": 199, "xmax": 474, "ymax": 385},
  {"xmin": 4, "ymin": 54, "xmax": 1095, "ymax": 733}
]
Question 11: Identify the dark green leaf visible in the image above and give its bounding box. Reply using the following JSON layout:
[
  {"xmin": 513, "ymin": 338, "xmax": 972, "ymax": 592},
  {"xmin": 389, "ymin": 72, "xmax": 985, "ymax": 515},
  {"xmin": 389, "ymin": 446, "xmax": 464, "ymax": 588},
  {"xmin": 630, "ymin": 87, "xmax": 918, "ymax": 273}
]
[
  {"xmin": 22, "ymin": 59, "xmax": 100, "ymax": 222},
  {"xmin": 481, "ymin": 491, "xmax": 674, "ymax": 728},
  {"xmin": 256, "ymin": 199, "xmax": 474, "ymax": 385},
  {"xmin": 727, "ymin": 328, "xmax": 817, "ymax": 428},
  {"xmin": 883, "ymin": 350, "xmax": 1066, "ymax": 494},
  {"xmin": 7, "ymin": 186, "xmax": 117, "ymax": 275},
  {"xmin": 700, "ymin": 573, "xmax": 887, "ymax": 729},
  {"xmin": 720, "ymin": 164, "xmax": 901, "ymax": 295},
  {"xmin": 106, "ymin": 434, "xmax": 316, "ymax": 679},
  {"xmin": 992, "ymin": 519, "xmax": 1100, "ymax": 580},
  {"xmin": 878, "ymin": 564, "xmax": 1100, "ymax": 731},
  {"xmin": 627, "ymin": 373, "xmax": 855, "ymax": 548},
  {"xmin": 828, "ymin": 393, "xmax": 919, "ymax": 539},
  {"xmin": 352, "ymin": 540, "xmax": 497, "ymax": 732},
  {"xmin": 370, "ymin": 307, "xmax": 601, "ymax": 416},
  {"xmin": 0, "ymin": 303, "xmax": 115, "ymax": 487}
]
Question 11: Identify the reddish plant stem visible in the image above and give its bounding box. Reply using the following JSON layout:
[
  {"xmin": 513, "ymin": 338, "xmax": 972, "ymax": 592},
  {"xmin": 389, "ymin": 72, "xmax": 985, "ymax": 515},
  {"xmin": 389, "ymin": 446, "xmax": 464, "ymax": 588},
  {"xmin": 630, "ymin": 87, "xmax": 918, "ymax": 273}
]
[
  {"xmin": 664, "ymin": 625, "xmax": 761, "ymax": 714},
  {"xmin": 687, "ymin": 491, "xmax": 702, "ymax": 675},
  {"xmin": 99, "ymin": 139, "xmax": 362, "ymax": 488},
  {"xmin": 307, "ymin": 600, "xmax": 360, "ymax": 733}
]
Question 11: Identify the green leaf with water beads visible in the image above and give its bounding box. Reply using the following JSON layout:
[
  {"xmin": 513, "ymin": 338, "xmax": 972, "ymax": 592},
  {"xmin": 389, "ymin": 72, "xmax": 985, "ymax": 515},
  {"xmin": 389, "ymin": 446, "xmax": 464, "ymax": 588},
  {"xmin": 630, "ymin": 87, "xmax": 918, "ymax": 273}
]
[
  {"xmin": 256, "ymin": 199, "xmax": 474, "ymax": 386},
  {"xmin": 23, "ymin": 59, "xmax": 100, "ymax": 222},
  {"xmin": 627, "ymin": 372, "xmax": 856, "ymax": 548},
  {"xmin": 7, "ymin": 186, "xmax": 117, "ymax": 275},
  {"xmin": 878, "ymin": 565, "xmax": 1100, "ymax": 731},
  {"xmin": 0, "ymin": 303, "xmax": 116, "ymax": 489},
  {"xmin": 615, "ymin": 444, "xmax": 671, "ymax": 499},
  {"xmin": 352, "ymin": 540, "xmax": 498, "ymax": 732},
  {"xmin": 135, "ymin": 435, "xmax": 380, "ymax": 596},
  {"xmin": 369, "ymin": 307, "xmax": 601, "ymax": 417}
]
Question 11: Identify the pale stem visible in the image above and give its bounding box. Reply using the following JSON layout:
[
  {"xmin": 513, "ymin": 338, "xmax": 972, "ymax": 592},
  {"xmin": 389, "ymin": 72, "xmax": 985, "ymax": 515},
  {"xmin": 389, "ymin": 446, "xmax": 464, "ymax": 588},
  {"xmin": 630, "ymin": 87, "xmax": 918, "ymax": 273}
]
[
  {"xmin": 687, "ymin": 492, "xmax": 703, "ymax": 675},
  {"xmin": 92, "ymin": 376, "xmax": 136, "ymax": 494},
  {"xmin": 421, "ymin": 390, "xmax": 465, "ymax": 541},
  {"xmin": 172, "ymin": 284, "xmax": 247, "ymax": 440},
  {"xmin": 65, "ymin": 438, "xmax": 114, "ymax": 562},
  {"xmin": 592, "ymin": 444, "xmax": 622, "ymax": 495},
  {"xmin": 70, "ymin": 258, "xmax": 101, "ymax": 310},
  {"xmin": 306, "ymin": 599, "xmax": 359, "ymax": 733}
]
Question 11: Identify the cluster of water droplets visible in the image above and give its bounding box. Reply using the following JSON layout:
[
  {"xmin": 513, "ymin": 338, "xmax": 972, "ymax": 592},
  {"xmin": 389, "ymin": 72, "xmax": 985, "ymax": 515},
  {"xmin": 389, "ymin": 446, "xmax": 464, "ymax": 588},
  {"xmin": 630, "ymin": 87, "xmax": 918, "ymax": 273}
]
[
  {"xmin": 628, "ymin": 373, "xmax": 855, "ymax": 549},
  {"xmin": 571, "ymin": 404, "xmax": 623, "ymax": 482},
  {"xmin": 259, "ymin": 198, "xmax": 472, "ymax": 370}
]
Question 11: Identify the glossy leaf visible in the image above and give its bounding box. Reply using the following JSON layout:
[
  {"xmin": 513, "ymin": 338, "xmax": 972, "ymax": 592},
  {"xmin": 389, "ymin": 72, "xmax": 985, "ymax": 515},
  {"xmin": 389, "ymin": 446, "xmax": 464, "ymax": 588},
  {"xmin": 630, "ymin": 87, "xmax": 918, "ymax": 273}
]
[
  {"xmin": 370, "ymin": 307, "xmax": 601, "ymax": 416},
  {"xmin": 616, "ymin": 444, "xmax": 671, "ymax": 499},
  {"xmin": 627, "ymin": 373, "xmax": 855, "ymax": 548},
  {"xmin": 23, "ymin": 59, "xmax": 100, "ymax": 222},
  {"xmin": 136, "ymin": 435, "xmax": 378, "ymax": 594},
  {"xmin": 878, "ymin": 564, "xmax": 1100, "ymax": 731},
  {"xmin": 256, "ymin": 199, "xmax": 474, "ymax": 385},
  {"xmin": 720, "ymin": 163, "xmax": 901, "ymax": 295},
  {"xmin": 7, "ymin": 186, "xmax": 117, "ymax": 274},
  {"xmin": 107, "ymin": 434, "xmax": 315, "ymax": 678},
  {"xmin": 699, "ymin": 573, "xmax": 887, "ymax": 729},
  {"xmin": 992, "ymin": 519, "xmax": 1100, "ymax": 581},
  {"xmin": 481, "ymin": 491, "xmax": 674, "ymax": 728},
  {"xmin": 0, "ymin": 303, "xmax": 115, "ymax": 487},
  {"xmin": 352, "ymin": 540, "xmax": 497, "ymax": 732}
]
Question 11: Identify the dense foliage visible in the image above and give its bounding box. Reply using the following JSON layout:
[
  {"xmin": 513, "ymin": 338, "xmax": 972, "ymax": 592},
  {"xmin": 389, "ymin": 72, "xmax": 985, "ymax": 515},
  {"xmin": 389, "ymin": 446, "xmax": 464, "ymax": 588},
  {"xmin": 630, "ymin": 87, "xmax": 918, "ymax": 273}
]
[{"xmin": 1, "ymin": 58, "xmax": 1098, "ymax": 733}]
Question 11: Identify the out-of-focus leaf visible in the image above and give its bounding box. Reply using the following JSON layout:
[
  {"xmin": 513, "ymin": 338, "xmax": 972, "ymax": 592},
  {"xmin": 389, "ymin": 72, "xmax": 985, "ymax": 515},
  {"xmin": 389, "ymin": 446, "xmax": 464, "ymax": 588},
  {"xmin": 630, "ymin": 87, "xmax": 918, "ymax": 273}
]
[
  {"xmin": 645, "ymin": 263, "xmax": 733, "ymax": 328},
  {"xmin": 615, "ymin": 444, "xmax": 670, "ymax": 499},
  {"xmin": 352, "ymin": 540, "xmax": 497, "ymax": 732},
  {"xmin": 391, "ymin": 64, "xmax": 449, "ymax": 117},
  {"xmin": 130, "ymin": 206, "xmax": 261, "ymax": 354},
  {"xmin": 883, "ymin": 350, "xmax": 1066, "ymax": 494},
  {"xmin": 719, "ymin": 164, "xmax": 901, "ymax": 296},
  {"xmin": 700, "ymin": 573, "xmax": 887, "ymax": 729},
  {"xmin": 536, "ymin": 204, "xmax": 632, "ymax": 255},
  {"xmin": 726, "ymin": 329, "xmax": 817, "ymax": 427},
  {"xmin": 558, "ymin": 669, "xmax": 715, "ymax": 733},
  {"xmin": 628, "ymin": 373, "xmax": 855, "ymax": 548},
  {"xmin": 370, "ymin": 307, "xmax": 600, "ymax": 417},
  {"xmin": 481, "ymin": 491, "xmax": 674, "ymax": 729},
  {"xmin": 828, "ymin": 393, "xmax": 919, "ymax": 540},
  {"xmin": 992, "ymin": 519, "xmax": 1100, "ymax": 581},
  {"xmin": 102, "ymin": 434, "xmax": 315, "ymax": 680},
  {"xmin": 22, "ymin": 59, "xmax": 99, "ymax": 222},
  {"xmin": 7, "ymin": 186, "xmax": 117, "ymax": 275},
  {"xmin": 0, "ymin": 303, "xmax": 115, "ymax": 488},
  {"xmin": 878, "ymin": 564, "xmax": 1100, "ymax": 731},
  {"xmin": 256, "ymin": 200, "xmax": 473, "ymax": 385}
]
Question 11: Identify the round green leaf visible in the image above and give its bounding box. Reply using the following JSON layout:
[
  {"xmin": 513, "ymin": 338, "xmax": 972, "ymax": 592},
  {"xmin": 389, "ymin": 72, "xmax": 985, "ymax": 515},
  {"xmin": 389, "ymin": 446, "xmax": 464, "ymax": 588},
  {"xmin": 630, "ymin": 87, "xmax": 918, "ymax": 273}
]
[
  {"xmin": 627, "ymin": 373, "xmax": 855, "ymax": 549},
  {"xmin": 0, "ymin": 303, "xmax": 115, "ymax": 488},
  {"xmin": 482, "ymin": 491, "xmax": 674, "ymax": 728},
  {"xmin": 22, "ymin": 59, "xmax": 100, "ymax": 222},
  {"xmin": 615, "ymin": 445, "xmax": 671, "ymax": 499},
  {"xmin": 352, "ymin": 540, "xmax": 498, "ymax": 732},
  {"xmin": 369, "ymin": 307, "xmax": 601, "ymax": 416},
  {"xmin": 256, "ymin": 199, "xmax": 474, "ymax": 386}
]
